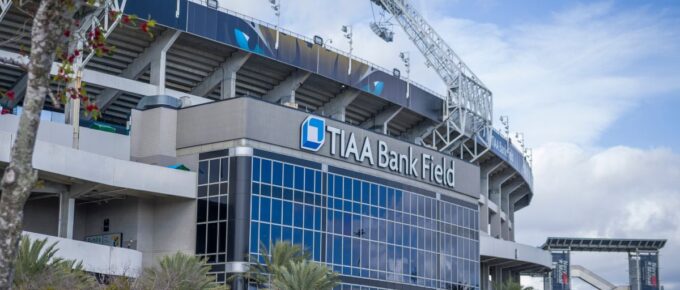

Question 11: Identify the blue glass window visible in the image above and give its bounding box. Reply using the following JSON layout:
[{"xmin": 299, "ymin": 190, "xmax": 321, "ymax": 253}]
[
  {"xmin": 294, "ymin": 166, "xmax": 304, "ymax": 190},
  {"xmin": 261, "ymin": 159, "xmax": 271, "ymax": 184},
  {"xmin": 282, "ymin": 201, "xmax": 293, "ymax": 225},
  {"xmin": 260, "ymin": 198, "xmax": 271, "ymax": 222},
  {"xmin": 293, "ymin": 203, "xmax": 303, "ymax": 228},
  {"xmin": 272, "ymin": 199, "xmax": 282, "ymax": 224},
  {"xmin": 305, "ymin": 169, "xmax": 315, "ymax": 192},
  {"xmin": 284, "ymin": 164, "xmax": 294, "ymax": 187},
  {"xmin": 252, "ymin": 158, "xmax": 260, "ymax": 182},
  {"xmin": 273, "ymin": 162, "xmax": 283, "ymax": 185}
]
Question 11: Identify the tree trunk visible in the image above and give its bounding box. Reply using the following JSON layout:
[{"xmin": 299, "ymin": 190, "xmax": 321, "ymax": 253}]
[{"xmin": 0, "ymin": 0, "xmax": 75, "ymax": 288}]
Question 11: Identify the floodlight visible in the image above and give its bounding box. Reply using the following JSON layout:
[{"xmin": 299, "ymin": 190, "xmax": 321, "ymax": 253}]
[{"xmin": 313, "ymin": 35, "xmax": 324, "ymax": 46}]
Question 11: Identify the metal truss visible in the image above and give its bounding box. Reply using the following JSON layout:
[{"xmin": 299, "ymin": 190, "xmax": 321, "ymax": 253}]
[
  {"xmin": 0, "ymin": 0, "xmax": 11, "ymax": 24},
  {"xmin": 372, "ymin": 0, "xmax": 493, "ymax": 158},
  {"xmin": 78, "ymin": 0, "xmax": 128, "ymax": 66}
]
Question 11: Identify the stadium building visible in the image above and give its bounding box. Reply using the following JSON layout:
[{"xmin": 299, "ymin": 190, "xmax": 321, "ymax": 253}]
[{"xmin": 0, "ymin": 0, "xmax": 552, "ymax": 289}]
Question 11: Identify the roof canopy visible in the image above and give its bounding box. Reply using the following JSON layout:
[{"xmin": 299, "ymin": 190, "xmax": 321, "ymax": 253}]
[{"xmin": 542, "ymin": 237, "xmax": 666, "ymax": 252}]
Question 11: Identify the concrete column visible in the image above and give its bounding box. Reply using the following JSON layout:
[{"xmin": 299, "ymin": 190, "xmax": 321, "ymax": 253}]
[
  {"xmin": 227, "ymin": 148, "xmax": 253, "ymax": 290},
  {"xmin": 58, "ymin": 192, "xmax": 75, "ymax": 239},
  {"xmin": 489, "ymin": 169, "xmax": 515, "ymax": 239},
  {"xmin": 360, "ymin": 105, "xmax": 403, "ymax": 134},
  {"xmin": 480, "ymin": 159, "xmax": 502, "ymax": 235},
  {"xmin": 149, "ymin": 31, "xmax": 181, "ymax": 95},
  {"xmin": 263, "ymin": 70, "xmax": 310, "ymax": 106},
  {"xmin": 191, "ymin": 51, "xmax": 251, "ymax": 99},
  {"xmin": 314, "ymin": 89, "xmax": 360, "ymax": 122},
  {"xmin": 491, "ymin": 266, "xmax": 502, "ymax": 289},
  {"xmin": 629, "ymin": 251, "xmax": 641, "ymax": 290},
  {"xmin": 481, "ymin": 262, "xmax": 491, "ymax": 290}
]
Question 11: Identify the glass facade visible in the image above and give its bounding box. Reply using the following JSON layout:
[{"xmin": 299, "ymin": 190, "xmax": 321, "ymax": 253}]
[
  {"xmin": 249, "ymin": 152, "xmax": 480, "ymax": 289},
  {"xmin": 196, "ymin": 153, "xmax": 231, "ymax": 282}
]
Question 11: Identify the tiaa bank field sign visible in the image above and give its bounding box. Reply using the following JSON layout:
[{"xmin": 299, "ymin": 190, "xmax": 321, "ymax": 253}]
[{"xmin": 300, "ymin": 115, "xmax": 455, "ymax": 188}]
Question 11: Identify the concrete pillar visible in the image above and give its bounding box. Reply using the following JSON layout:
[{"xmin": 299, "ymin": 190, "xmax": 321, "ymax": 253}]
[
  {"xmin": 191, "ymin": 51, "xmax": 251, "ymax": 99},
  {"xmin": 263, "ymin": 70, "xmax": 310, "ymax": 106},
  {"xmin": 489, "ymin": 169, "xmax": 515, "ymax": 239},
  {"xmin": 479, "ymin": 159, "xmax": 503, "ymax": 235},
  {"xmin": 149, "ymin": 32, "xmax": 181, "ymax": 95},
  {"xmin": 629, "ymin": 251, "xmax": 641, "ymax": 290},
  {"xmin": 360, "ymin": 105, "xmax": 403, "ymax": 134},
  {"xmin": 479, "ymin": 175, "xmax": 490, "ymax": 233},
  {"xmin": 57, "ymin": 192, "xmax": 75, "ymax": 239},
  {"xmin": 481, "ymin": 263, "xmax": 491, "ymax": 290},
  {"xmin": 314, "ymin": 89, "xmax": 360, "ymax": 122}
]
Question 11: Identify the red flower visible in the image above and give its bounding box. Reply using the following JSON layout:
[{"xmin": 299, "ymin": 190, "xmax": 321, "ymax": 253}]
[
  {"xmin": 74, "ymin": 49, "xmax": 80, "ymax": 56},
  {"xmin": 140, "ymin": 22, "xmax": 148, "ymax": 33},
  {"xmin": 63, "ymin": 30, "xmax": 71, "ymax": 37},
  {"xmin": 6, "ymin": 90, "xmax": 15, "ymax": 101},
  {"xmin": 1, "ymin": 108, "xmax": 10, "ymax": 115},
  {"xmin": 122, "ymin": 15, "xmax": 130, "ymax": 24},
  {"xmin": 68, "ymin": 55, "xmax": 75, "ymax": 64}
]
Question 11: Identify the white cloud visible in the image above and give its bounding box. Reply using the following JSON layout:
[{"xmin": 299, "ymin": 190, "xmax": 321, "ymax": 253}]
[
  {"xmin": 220, "ymin": 0, "xmax": 680, "ymax": 147},
  {"xmin": 219, "ymin": 1, "xmax": 680, "ymax": 288},
  {"xmin": 515, "ymin": 143, "xmax": 680, "ymax": 288}
]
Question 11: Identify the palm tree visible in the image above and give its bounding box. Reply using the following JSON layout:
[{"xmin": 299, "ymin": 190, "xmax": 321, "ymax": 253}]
[
  {"xmin": 136, "ymin": 252, "xmax": 228, "ymax": 290},
  {"xmin": 13, "ymin": 235, "xmax": 98, "ymax": 290},
  {"xmin": 270, "ymin": 260, "xmax": 340, "ymax": 290},
  {"xmin": 493, "ymin": 279, "xmax": 534, "ymax": 290},
  {"xmin": 242, "ymin": 241, "xmax": 339, "ymax": 290}
]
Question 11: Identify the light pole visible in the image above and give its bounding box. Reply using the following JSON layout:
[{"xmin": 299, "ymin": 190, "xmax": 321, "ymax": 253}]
[
  {"xmin": 515, "ymin": 132, "xmax": 525, "ymax": 150},
  {"xmin": 399, "ymin": 51, "xmax": 410, "ymax": 99},
  {"xmin": 269, "ymin": 0, "xmax": 280, "ymax": 49},
  {"xmin": 342, "ymin": 25, "xmax": 353, "ymax": 75},
  {"xmin": 500, "ymin": 115, "xmax": 509, "ymax": 137}
]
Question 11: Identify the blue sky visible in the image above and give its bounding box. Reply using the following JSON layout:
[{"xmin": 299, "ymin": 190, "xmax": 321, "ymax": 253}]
[
  {"xmin": 437, "ymin": 0, "xmax": 680, "ymax": 151},
  {"xmin": 221, "ymin": 0, "xmax": 680, "ymax": 288},
  {"xmin": 598, "ymin": 94, "xmax": 680, "ymax": 151}
]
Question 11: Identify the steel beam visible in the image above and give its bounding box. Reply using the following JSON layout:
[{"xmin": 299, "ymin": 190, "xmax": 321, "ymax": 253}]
[
  {"xmin": 262, "ymin": 70, "xmax": 310, "ymax": 105},
  {"xmin": 0, "ymin": 50, "xmax": 212, "ymax": 108},
  {"xmin": 402, "ymin": 119, "xmax": 436, "ymax": 144},
  {"xmin": 190, "ymin": 50, "xmax": 251, "ymax": 99},
  {"xmin": 96, "ymin": 29, "xmax": 182, "ymax": 110},
  {"xmin": 314, "ymin": 88, "xmax": 360, "ymax": 122},
  {"xmin": 360, "ymin": 105, "xmax": 403, "ymax": 134}
]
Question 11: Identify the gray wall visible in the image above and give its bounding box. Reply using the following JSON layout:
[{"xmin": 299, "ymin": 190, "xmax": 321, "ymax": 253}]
[
  {"xmin": 176, "ymin": 98, "xmax": 480, "ymax": 199},
  {"xmin": 23, "ymin": 197, "xmax": 60, "ymax": 236},
  {"xmin": 75, "ymin": 197, "xmax": 196, "ymax": 267},
  {"xmin": 0, "ymin": 114, "xmax": 130, "ymax": 160},
  {"xmin": 130, "ymin": 108, "xmax": 178, "ymax": 166}
]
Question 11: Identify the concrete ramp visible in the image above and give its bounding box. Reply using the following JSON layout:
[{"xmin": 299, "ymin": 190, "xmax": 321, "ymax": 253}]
[{"xmin": 571, "ymin": 265, "xmax": 617, "ymax": 290}]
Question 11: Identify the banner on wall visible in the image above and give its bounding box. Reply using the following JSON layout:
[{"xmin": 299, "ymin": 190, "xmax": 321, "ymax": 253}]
[
  {"xmin": 640, "ymin": 254, "xmax": 660, "ymax": 290},
  {"xmin": 85, "ymin": 233, "xmax": 123, "ymax": 247},
  {"xmin": 551, "ymin": 252, "xmax": 570, "ymax": 290}
]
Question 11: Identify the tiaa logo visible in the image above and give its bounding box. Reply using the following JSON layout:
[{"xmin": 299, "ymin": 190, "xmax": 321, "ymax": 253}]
[{"xmin": 300, "ymin": 116, "xmax": 326, "ymax": 152}]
